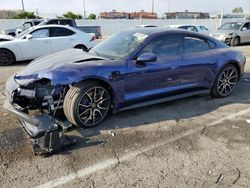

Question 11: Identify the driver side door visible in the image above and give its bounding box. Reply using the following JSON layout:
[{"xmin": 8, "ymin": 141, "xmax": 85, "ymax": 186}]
[
  {"xmin": 124, "ymin": 34, "xmax": 183, "ymax": 104},
  {"xmin": 20, "ymin": 28, "xmax": 53, "ymax": 60}
]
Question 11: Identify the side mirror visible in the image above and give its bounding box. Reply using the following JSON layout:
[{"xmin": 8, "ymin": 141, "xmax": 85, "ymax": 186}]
[
  {"xmin": 242, "ymin": 27, "xmax": 247, "ymax": 31},
  {"xmin": 135, "ymin": 53, "xmax": 157, "ymax": 66},
  {"xmin": 25, "ymin": 34, "xmax": 32, "ymax": 40}
]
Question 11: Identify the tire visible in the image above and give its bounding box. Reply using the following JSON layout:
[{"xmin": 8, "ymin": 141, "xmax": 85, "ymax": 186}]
[
  {"xmin": 74, "ymin": 45, "xmax": 88, "ymax": 52},
  {"xmin": 0, "ymin": 49, "xmax": 15, "ymax": 66},
  {"xmin": 212, "ymin": 64, "xmax": 239, "ymax": 98},
  {"xmin": 63, "ymin": 82, "xmax": 111, "ymax": 128},
  {"xmin": 230, "ymin": 37, "xmax": 240, "ymax": 46}
]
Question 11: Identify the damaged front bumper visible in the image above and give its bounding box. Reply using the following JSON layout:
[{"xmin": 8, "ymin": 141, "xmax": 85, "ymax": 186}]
[
  {"xmin": 3, "ymin": 76, "xmax": 75, "ymax": 155},
  {"xmin": 3, "ymin": 99, "xmax": 58, "ymax": 138},
  {"xmin": 3, "ymin": 76, "xmax": 71, "ymax": 139}
]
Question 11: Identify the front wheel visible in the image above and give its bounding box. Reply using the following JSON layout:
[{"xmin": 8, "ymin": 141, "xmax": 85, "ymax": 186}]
[
  {"xmin": 0, "ymin": 49, "xmax": 15, "ymax": 66},
  {"xmin": 63, "ymin": 82, "xmax": 111, "ymax": 128},
  {"xmin": 230, "ymin": 37, "xmax": 240, "ymax": 46},
  {"xmin": 212, "ymin": 65, "xmax": 239, "ymax": 98}
]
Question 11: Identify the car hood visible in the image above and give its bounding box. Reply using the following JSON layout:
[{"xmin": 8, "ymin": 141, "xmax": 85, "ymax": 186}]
[
  {"xmin": 0, "ymin": 34, "xmax": 15, "ymax": 41},
  {"xmin": 14, "ymin": 49, "xmax": 117, "ymax": 86}
]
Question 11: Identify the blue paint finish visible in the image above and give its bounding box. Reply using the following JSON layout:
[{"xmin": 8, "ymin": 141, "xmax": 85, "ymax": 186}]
[{"xmin": 11, "ymin": 29, "xmax": 245, "ymax": 112}]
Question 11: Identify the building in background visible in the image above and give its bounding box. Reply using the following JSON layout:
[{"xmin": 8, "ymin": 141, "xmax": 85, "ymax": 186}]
[
  {"xmin": 163, "ymin": 10, "xmax": 210, "ymax": 19},
  {"xmin": 100, "ymin": 10, "xmax": 157, "ymax": 19},
  {"xmin": 0, "ymin": 10, "xmax": 22, "ymax": 19}
]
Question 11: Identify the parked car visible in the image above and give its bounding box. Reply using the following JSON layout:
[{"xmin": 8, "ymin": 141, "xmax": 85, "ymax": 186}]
[
  {"xmin": 165, "ymin": 24, "xmax": 209, "ymax": 34},
  {"xmin": 210, "ymin": 21, "xmax": 250, "ymax": 46},
  {"xmin": 0, "ymin": 25, "xmax": 96, "ymax": 65},
  {"xmin": 1, "ymin": 18, "xmax": 102, "ymax": 39},
  {"xmin": 38, "ymin": 19, "xmax": 102, "ymax": 39},
  {"xmin": 136, "ymin": 25, "xmax": 157, "ymax": 28},
  {"xmin": 1, "ymin": 19, "xmax": 43, "ymax": 36},
  {"xmin": 4, "ymin": 29, "xmax": 245, "ymax": 133}
]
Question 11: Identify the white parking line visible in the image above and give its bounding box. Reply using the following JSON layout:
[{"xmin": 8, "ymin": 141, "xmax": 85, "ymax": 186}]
[{"xmin": 36, "ymin": 107, "xmax": 250, "ymax": 188}]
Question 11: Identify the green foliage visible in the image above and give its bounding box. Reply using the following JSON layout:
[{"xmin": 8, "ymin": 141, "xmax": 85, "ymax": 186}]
[
  {"xmin": 12, "ymin": 11, "xmax": 42, "ymax": 19},
  {"xmin": 62, "ymin": 11, "xmax": 83, "ymax": 19},
  {"xmin": 88, "ymin": 13, "xmax": 96, "ymax": 19},
  {"xmin": 232, "ymin": 7, "xmax": 243, "ymax": 13}
]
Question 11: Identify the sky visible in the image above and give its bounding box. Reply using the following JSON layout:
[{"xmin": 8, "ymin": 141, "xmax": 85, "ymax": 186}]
[{"xmin": 0, "ymin": 0, "xmax": 249, "ymax": 17}]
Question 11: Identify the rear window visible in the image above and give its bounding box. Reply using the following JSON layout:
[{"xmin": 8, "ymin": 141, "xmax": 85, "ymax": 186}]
[
  {"xmin": 184, "ymin": 36, "xmax": 210, "ymax": 53},
  {"xmin": 50, "ymin": 27, "xmax": 75, "ymax": 37}
]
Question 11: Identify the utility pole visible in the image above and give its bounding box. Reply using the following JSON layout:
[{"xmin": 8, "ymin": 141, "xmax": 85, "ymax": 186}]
[
  {"xmin": 168, "ymin": 0, "xmax": 170, "ymax": 12},
  {"xmin": 152, "ymin": 0, "xmax": 155, "ymax": 13},
  {"xmin": 21, "ymin": 0, "xmax": 25, "ymax": 11},
  {"xmin": 82, "ymin": 0, "xmax": 86, "ymax": 18}
]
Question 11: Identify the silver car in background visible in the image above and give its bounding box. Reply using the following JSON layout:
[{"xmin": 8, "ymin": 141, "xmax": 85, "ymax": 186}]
[{"xmin": 210, "ymin": 21, "xmax": 250, "ymax": 46}]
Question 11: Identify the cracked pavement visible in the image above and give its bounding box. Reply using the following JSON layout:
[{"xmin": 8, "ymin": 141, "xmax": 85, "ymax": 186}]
[{"xmin": 0, "ymin": 45, "xmax": 250, "ymax": 188}]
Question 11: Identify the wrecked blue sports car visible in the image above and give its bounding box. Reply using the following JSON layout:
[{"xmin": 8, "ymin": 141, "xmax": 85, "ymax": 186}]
[{"xmin": 4, "ymin": 29, "xmax": 246, "ymax": 131}]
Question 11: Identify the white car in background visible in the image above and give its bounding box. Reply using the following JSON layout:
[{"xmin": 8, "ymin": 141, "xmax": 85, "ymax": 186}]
[
  {"xmin": 165, "ymin": 24, "xmax": 210, "ymax": 34},
  {"xmin": 0, "ymin": 25, "xmax": 96, "ymax": 65}
]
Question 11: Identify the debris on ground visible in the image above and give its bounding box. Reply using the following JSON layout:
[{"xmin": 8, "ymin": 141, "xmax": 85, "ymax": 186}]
[
  {"xmin": 108, "ymin": 130, "xmax": 116, "ymax": 137},
  {"xmin": 2, "ymin": 113, "xmax": 8, "ymax": 116},
  {"xmin": 246, "ymin": 119, "xmax": 250, "ymax": 124},
  {"xmin": 215, "ymin": 174, "xmax": 224, "ymax": 184},
  {"xmin": 232, "ymin": 126, "xmax": 239, "ymax": 129}
]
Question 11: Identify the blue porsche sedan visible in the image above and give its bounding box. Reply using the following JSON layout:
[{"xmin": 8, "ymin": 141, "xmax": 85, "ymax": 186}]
[{"xmin": 4, "ymin": 28, "xmax": 246, "ymax": 129}]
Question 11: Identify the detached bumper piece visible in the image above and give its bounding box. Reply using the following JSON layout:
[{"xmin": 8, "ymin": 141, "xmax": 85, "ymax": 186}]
[{"xmin": 4, "ymin": 100, "xmax": 76, "ymax": 156}]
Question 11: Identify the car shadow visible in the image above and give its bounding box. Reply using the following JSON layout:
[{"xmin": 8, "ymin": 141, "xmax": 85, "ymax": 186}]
[{"xmin": 61, "ymin": 72, "xmax": 250, "ymax": 153}]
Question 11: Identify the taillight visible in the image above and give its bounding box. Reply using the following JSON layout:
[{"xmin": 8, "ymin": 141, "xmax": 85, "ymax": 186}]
[{"xmin": 90, "ymin": 36, "xmax": 96, "ymax": 41}]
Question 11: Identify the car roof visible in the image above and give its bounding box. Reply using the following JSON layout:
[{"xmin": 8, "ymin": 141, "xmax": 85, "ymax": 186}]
[
  {"xmin": 224, "ymin": 20, "xmax": 250, "ymax": 23},
  {"xmin": 166, "ymin": 24, "xmax": 206, "ymax": 27},
  {"xmin": 125, "ymin": 28, "xmax": 199, "ymax": 36},
  {"xmin": 32, "ymin": 24, "xmax": 74, "ymax": 30}
]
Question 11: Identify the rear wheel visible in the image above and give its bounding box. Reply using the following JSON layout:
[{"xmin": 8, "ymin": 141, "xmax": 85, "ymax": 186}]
[
  {"xmin": 63, "ymin": 82, "xmax": 111, "ymax": 127},
  {"xmin": 0, "ymin": 49, "xmax": 15, "ymax": 66},
  {"xmin": 230, "ymin": 37, "xmax": 240, "ymax": 46},
  {"xmin": 212, "ymin": 65, "xmax": 239, "ymax": 97}
]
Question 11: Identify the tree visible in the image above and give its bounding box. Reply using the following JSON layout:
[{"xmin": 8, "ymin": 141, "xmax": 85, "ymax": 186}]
[
  {"xmin": 88, "ymin": 13, "xmax": 96, "ymax": 19},
  {"xmin": 232, "ymin": 7, "xmax": 243, "ymax": 13},
  {"xmin": 12, "ymin": 11, "xmax": 42, "ymax": 19},
  {"xmin": 62, "ymin": 11, "xmax": 82, "ymax": 19}
]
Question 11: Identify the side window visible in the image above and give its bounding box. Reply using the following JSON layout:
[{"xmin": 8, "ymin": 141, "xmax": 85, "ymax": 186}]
[
  {"xmin": 47, "ymin": 20, "xmax": 58, "ymax": 25},
  {"xmin": 59, "ymin": 20, "xmax": 73, "ymax": 26},
  {"xmin": 186, "ymin": 26, "xmax": 198, "ymax": 32},
  {"xmin": 200, "ymin": 26, "xmax": 208, "ymax": 31},
  {"xmin": 139, "ymin": 34, "xmax": 182, "ymax": 58},
  {"xmin": 34, "ymin": 21, "xmax": 41, "ymax": 26},
  {"xmin": 51, "ymin": 28, "xmax": 75, "ymax": 37},
  {"xmin": 22, "ymin": 22, "xmax": 32, "ymax": 30},
  {"xmin": 31, "ymin": 29, "xmax": 49, "ymax": 38},
  {"xmin": 184, "ymin": 36, "xmax": 210, "ymax": 53},
  {"xmin": 178, "ymin": 26, "xmax": 187, "ymax": 30}
]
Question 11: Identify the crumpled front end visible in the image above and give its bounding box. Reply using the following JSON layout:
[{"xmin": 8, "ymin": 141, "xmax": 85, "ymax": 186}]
[{"xmin": 3, "ymin": 74, "xmax": 70, "ymax": 139}]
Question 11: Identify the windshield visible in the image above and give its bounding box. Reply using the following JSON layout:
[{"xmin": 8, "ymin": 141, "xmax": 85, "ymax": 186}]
[
  {"xmin": 89, "ymin": 31, "xmax": 148, "ymax": 59},
  {"xmin": 218, "ymin": 22, "xmax": 243, "ymax": 30},
  {"xmin": 15, "ymin": 27, "xmax": 34, "ymax": 38}
]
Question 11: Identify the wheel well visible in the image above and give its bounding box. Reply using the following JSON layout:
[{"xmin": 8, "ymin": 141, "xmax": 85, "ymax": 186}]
[
  {"xmin": 74, "ymin": 44, "xmax": 87, "ymax": 50},
  {"xmin": 74, "ymin": 78, "xmax": 115, "ymax": 105},
  {"xmin": 0, "ymin": 48, "xmax": 16, "ymax": 61}
]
